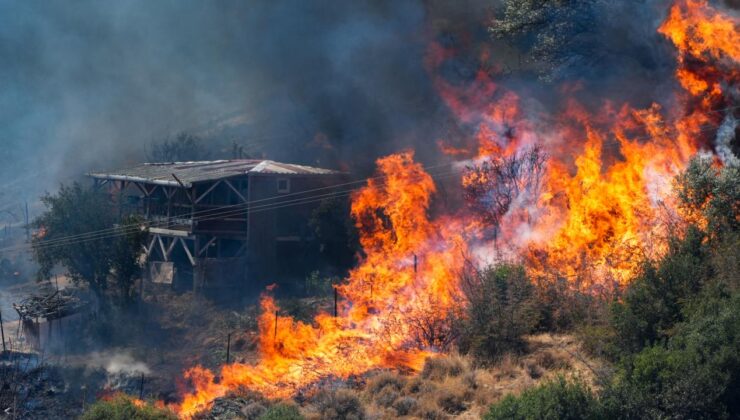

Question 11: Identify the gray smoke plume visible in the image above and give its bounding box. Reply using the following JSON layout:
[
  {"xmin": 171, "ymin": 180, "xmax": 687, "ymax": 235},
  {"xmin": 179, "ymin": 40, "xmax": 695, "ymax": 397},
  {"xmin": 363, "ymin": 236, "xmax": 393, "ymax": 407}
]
[
  {"xmin": 0, "ymin": 0, "xmax": 731, "ymax": 217},
  {"xmin": 0, "ymin": 0, "xmax": 445, "ymax": 205}
]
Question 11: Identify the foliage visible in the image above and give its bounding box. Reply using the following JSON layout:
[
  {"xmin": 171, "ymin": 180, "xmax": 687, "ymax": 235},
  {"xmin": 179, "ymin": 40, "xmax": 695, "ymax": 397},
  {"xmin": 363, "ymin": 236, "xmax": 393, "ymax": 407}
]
[
  {"xmin": 81, "ymin": 395, "xmax": 176, "ymax": 420},
  {"xmin": 488, "ymin": 0, "xmax": 600, "ymax": 82},
  {"xmin": 610, "ymin": 226, "xmax": 710, "ymax": 353},
  {"xmin": 148, "ymin": 132, "xmax": 210, "ymax": 162},
  {"xmin": 603, "ymin": 291, "xmax": 740, "ymax": 419},
  {"xmin": 675, "ymin": 157, "xmax": 739, "ymax": 235},
  {"xmin": 258, "ymin": 402, "xmax": 303, "ymax": 420},
  {"xmin": 458, "ymin": 264, "xmax": 540, "ymax": 361},
  {"xmin": 532, "ymin": 276, "xmax": 605, "ymax": 332},
  {"xmin": 609, "ymin": 157, "xmax": 739, "ymax": 354},
  {"xmin": 32, "ymin": 183, "xmax": 147, "ymax": 305},
  {"xmin": 596, "ymin": 157, "xmax": 740, "ymax": 418},
  {"xmin": 486, "ymin": 157, "xmax": 740, "ymax": 419},
  {"xmin": 111, "ymin": 215, "xmax": 149, "ymax": 305},
  {"xmin": 485, "ymin": 376, "xmax": 602, "ymax": 420}
]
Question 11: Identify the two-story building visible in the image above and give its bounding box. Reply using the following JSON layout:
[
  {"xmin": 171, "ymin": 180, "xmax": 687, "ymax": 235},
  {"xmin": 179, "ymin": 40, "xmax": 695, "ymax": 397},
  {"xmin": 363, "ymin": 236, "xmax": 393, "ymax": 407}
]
[{"xmin": 88, "ymin": 159, "xmax": 344, "ymax": 299}]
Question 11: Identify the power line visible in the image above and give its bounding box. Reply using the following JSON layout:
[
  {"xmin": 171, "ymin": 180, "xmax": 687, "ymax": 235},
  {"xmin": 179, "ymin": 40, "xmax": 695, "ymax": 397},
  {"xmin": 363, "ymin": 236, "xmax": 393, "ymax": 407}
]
[
  {"xmin": 1, "ymin": 168, "xmax": 460, "ymax": 255},
  {"xmin": 5, "ymin": 104, "xmax": 736, "ymax": 255},
  {"xmin": 9, "ymin": 161, "xmax": 455, "ymax": 251}
]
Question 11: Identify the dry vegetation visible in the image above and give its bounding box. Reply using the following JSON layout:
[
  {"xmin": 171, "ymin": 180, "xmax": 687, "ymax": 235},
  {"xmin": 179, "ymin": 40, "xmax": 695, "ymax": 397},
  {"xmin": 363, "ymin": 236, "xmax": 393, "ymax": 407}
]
[{"xmin": 195, "ymin": 332, "xmax": 605, "ymax": 419}]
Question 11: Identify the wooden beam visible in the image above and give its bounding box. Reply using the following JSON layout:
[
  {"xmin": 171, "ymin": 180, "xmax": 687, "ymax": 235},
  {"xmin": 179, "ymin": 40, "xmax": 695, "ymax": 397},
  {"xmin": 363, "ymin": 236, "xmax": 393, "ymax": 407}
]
[
  {"xmin": 132, "ymin": 181, "xmax": 150, "ymax": 197},
  {"xmin": 246, "ymin": 174, "xmax": 252, "ymax": 243},
  {"xmin": 143, "ymin": 235, "xmax": 157, "ymax": 258},
  {"xmin": 164, "ymin": 237, "xmax": 177, "ymax": 260},
  {"xmin": 195, "ymin": 180, "xmax": 222, "ymax": 204},
  {"xmin": 164, "ymin": 187, "xmax": 177, "ymax": 199},
  {"xmin": 149, "ymin": 227, "xmax": 191, "ymax": 237},
  {"xmin": 157, "ymin": 235, "xmax": 168, "ymax": 261},
  {"xmin": 235, "ymin": 240, "xmax": 249, "ymax": 257},
  {"xmin": 198, "ymin": 237, "xmax": 217, "ymax": 257},
  {"xmin": 180, "ymin": 238, "xmax": 196, "ymax": 266},
  {"xmin": 224, "ymin": 179, "xmax": 248, "ymax": 204}
]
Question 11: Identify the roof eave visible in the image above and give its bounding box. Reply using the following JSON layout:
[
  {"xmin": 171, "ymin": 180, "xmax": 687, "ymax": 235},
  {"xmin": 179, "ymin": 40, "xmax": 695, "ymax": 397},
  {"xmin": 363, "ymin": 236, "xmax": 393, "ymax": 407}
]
[{"xmin": 87, "ymin": 173, "xmax": 187, "ymax": 188}]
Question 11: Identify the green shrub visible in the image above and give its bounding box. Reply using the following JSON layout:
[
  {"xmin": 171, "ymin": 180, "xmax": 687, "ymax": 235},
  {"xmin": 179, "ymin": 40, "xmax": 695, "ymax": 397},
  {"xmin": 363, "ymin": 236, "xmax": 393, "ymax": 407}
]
[
  {"xmin": 675, "ymin": 157, "xmax": 739, "ymax": 235},
  {"xmin": 485, "ymin": 376, "xmax": 601, "ymax": 420},
  {"xmin": 258, "ymin": 402, "xmax": 304, "ymax": 420},
  {"xmin": 81, "ymin": 395, "xmax": 176, "ymax": 420},
  {"xmin": 604, "ymin": 290, "xmax": 740, "ymax": 419},
  {"xmin": 531, "ymin": 276, "xmax": 604, "ymax": 332},
  {"xmin": 610, "ymin": 226, "xmax": 710, "ymax": 354},
  {"xmin": 458, "ymin": 264, "xmax": 540, "ymax": 361},
  {"xmin": 575, "ymin": 324, "xmax": 621, "ymax": 362}
]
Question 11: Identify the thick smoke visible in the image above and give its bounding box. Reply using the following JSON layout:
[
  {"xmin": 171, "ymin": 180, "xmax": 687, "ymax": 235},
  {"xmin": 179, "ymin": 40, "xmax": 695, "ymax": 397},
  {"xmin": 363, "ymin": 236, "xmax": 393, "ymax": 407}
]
[
  {"xmin": 0, "ymin": 0, "xmax": 731, "ymax": 213},
  {"xmin": 0, "ymin": 0, "xmax": 447, "ymax": 206}
]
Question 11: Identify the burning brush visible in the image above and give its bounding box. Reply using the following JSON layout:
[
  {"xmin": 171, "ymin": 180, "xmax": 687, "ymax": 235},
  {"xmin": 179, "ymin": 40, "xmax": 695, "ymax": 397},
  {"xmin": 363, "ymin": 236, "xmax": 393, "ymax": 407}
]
[{"xmin": 169, "ymin": 0, "xmax": 737, "ymax": 416}]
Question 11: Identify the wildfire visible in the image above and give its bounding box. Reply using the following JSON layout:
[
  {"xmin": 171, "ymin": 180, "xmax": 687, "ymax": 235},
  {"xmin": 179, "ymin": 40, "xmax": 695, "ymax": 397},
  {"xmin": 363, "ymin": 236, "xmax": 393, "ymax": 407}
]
[
  {"xmin": 443, "ymin": 0, "xmax": 738, "ymax": 286},
  {"xmin": 176, "ymin": 152, "xmax": 468, "ymax": 417},
  {"xmin": 170, "ymin": 1, "xmax": 737, "ymax": 416}
]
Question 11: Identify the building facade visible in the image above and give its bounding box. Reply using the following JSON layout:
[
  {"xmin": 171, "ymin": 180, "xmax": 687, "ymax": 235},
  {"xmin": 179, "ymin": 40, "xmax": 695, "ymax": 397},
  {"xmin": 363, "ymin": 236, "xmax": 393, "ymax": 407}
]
[{"xmin": 88, "ymin": 160, "xmax": 344, "ymax": 298}]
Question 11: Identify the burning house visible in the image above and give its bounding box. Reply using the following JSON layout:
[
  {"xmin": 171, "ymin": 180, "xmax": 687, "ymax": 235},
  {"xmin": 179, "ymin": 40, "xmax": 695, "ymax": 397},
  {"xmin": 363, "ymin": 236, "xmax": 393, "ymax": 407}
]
[{"xmin": 88, "ymin": 160, "xmax": 343, "ymax": 298}]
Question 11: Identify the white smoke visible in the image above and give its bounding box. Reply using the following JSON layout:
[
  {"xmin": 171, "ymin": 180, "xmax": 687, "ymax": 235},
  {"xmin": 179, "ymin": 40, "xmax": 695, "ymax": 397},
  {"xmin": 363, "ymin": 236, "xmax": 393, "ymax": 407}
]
[
  {"xmin": 715, "ymin": 113, "xmax": 739, "ymax": 167},
  {"xmin": 87, "ymin": 352, "xmax": 150, "ymax": 390}
]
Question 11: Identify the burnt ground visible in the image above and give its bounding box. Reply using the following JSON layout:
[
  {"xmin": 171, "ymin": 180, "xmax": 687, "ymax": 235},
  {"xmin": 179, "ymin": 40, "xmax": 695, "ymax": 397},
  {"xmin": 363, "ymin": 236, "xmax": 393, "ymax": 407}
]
[
  {"xmin": 0, "ymin": 285, "xmax": 607, "ymax": 419},
  {"xmin": 0, "ymin": 283, "xmax": 334, "ymax": 418}
]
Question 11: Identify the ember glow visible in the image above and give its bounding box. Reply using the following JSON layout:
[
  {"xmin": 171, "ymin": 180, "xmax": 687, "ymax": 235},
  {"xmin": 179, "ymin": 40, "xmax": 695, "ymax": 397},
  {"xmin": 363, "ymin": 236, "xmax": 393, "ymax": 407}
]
[{"xmin": 174, "ymin": 1, "xmax": 737, "ymax": 416}]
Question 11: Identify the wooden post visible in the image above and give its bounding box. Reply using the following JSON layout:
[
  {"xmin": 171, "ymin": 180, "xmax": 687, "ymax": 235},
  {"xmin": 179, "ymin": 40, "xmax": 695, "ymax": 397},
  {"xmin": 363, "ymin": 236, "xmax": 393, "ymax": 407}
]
[
  {"xmin": 226, "ymin": 333, "xmax": 231, "ymax": 364},
  {"xmin": 274, "ymin": 310, "xmax": 278, "ymax": 341},
  {"xmin": 166, "ymin": 188, "xmax": 173, "ymax": 228},
  {"xmin": 0, "ymin": 309, "xmax": 6, "ymax": 353},
  {"xmin": 81, "ymin": 385, "xmax": 87, "ymax": 411},
  {"xmin": 413, "ymin": 254, "xmax": 417, "ymax": 273},
  {"xmin": 333, "ymin": 288, "xmax": 338, "ymax": 318},
  {"xmin": 139, "ymin": 373, "xmax": 145, "ymax": 399},
  {"xmin": 24, "ymin": 202, "xmax": 30, "ymax": 241}
]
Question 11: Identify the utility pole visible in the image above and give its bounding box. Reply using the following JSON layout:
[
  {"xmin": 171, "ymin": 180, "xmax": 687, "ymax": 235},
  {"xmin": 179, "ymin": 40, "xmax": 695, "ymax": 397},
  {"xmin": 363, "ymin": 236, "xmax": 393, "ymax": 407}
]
[
  {"xmin": 24, "ymin": 202, "xmax": 29, "ymax": 241},
  {"xmin": 0, "ymin": 309, "xmax": 6, "ymax": 353},
  {"xmin": 333, "ymin": 288, "xmax": 338, "ymax": 318},
  {"xmin": 226, "ymin": 333, "xmax": 231, "ymax": 364},
  {"xmin": 139, "ymin": 374, "xmax": 145, "ymax": 399}
]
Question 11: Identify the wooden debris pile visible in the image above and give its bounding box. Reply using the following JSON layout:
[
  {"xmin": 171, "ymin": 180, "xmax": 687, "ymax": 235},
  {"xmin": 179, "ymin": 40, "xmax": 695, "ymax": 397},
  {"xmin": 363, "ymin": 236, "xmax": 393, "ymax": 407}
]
[{"xmin": 12, "ymin": 290, "xmax": 86, "ymax": 321}]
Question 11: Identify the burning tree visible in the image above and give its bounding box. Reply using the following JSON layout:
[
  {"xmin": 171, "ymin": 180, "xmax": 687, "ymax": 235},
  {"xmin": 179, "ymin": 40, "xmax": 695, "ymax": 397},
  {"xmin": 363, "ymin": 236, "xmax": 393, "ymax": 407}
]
[{"xmin": 463, "ymin": 145, "xmax": 547, "ymax": 238}]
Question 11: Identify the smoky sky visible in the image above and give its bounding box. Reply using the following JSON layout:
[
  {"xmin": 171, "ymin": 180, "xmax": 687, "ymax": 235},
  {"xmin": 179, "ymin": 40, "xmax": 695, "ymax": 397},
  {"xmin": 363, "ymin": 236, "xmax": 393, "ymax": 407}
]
[
  {"xmin": 0, "ymin": 0, "xmax": 445, "ymax": 205},
  {"xmin": 0, "ymin": 0, "xmax": 711, "ymax": 214}
]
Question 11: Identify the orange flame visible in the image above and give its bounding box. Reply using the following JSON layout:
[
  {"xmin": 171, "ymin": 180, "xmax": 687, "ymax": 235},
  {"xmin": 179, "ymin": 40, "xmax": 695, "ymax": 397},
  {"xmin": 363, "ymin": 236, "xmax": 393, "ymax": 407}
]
[
  {"xmin": 442, "ymin": 0, "xmax": 737, "ymax": 286},
  {"xmin": 171, "ymin": 1, "xmax": 737, "ymax": 416},
  {"xmin": 176, "ymin": 152, "xmax": 467, "ymax": 417}
]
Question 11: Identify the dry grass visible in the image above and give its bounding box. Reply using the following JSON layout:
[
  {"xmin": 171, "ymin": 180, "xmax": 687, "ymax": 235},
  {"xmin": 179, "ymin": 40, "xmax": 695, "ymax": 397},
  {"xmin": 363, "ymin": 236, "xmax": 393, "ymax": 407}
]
[{"xmin": 302, "ymin": 333, "xmax": 607, "ymax": 419}]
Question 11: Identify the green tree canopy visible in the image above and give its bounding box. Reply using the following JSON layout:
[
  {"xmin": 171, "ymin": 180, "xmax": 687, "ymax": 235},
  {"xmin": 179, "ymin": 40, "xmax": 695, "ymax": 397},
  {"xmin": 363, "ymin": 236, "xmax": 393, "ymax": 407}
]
[{"xmin": 32, "ymin": 183, "xmax": 147, "ymax": 306}]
